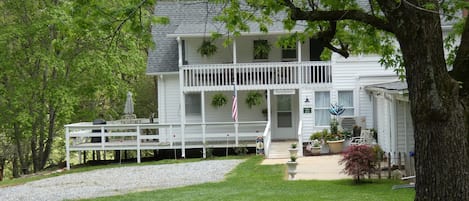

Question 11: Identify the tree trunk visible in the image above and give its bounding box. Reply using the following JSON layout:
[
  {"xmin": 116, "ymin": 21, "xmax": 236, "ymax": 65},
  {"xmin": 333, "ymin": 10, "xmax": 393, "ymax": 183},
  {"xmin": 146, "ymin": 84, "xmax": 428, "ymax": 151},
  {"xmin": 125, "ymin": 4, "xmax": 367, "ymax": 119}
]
[
  {"xmin": 384, "ymin": 2, "xmax": 469, "ymax": 200},
  {"xmin": 13, "ymin": 123, "xmax": 29, "ymax": 175},
  {"xmin": 0, "ymin": 158, "xmax": 4, "ymax": 181}
]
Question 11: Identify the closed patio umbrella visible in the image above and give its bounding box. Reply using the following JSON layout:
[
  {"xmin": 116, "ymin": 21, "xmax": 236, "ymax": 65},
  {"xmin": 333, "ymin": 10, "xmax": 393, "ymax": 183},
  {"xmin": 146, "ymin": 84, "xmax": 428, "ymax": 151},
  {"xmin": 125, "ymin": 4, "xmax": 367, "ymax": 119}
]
[{"xmin": 124, "ymin": 91, "xmax": 134, "ymax": 115}]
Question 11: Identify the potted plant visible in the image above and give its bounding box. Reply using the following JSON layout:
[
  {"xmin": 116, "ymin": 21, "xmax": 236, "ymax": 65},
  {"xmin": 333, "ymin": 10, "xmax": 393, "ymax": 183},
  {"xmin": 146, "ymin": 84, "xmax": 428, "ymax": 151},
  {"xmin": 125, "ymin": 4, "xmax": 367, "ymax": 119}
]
[
  {"xmin": 308, "ymin": 131, "xmax": 324, "ymax": 155},
  {"xmin": 288, "ymin": 143, "xmax": 298, "ymax": 157},
  {"xmin": 211, "ymin": 93, "xmax": 227, "ymax": 108},
  {"xmin": 327, "ymin": 104, "xmax": 346, "ymax": 154},
  {"xmin": 245, "ymin": 91, "xmax": 263, "ymax": 108},
  {"xmin": 261, "ymin": 108, "xmax": 268, "ymax": 117},
  {"xmin": 254, "ymin": 40, "xmax": 271, "ymax": 60},
  {"xmin": 286, "ymin": 155, "xmax": 298, "ymax": 180},
  {"xmin": 197, "ymin": 40, "xmax": 217, "ymax": 57}
]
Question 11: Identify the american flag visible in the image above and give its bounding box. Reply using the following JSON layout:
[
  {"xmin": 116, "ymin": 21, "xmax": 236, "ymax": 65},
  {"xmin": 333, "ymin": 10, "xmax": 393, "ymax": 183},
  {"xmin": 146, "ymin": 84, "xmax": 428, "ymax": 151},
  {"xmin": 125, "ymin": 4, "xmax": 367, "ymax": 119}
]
[{"xmin": 232, "ymin": 85, "xmax": 238, "ymax": 122}]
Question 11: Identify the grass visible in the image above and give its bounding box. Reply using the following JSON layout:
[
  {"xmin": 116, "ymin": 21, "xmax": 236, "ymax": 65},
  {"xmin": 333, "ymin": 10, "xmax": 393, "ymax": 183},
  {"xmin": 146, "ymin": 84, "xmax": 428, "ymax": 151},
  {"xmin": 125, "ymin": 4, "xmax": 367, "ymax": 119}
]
[{"xmin": 82, "ymin": 156, "xmax": 415, "ymax": 201}]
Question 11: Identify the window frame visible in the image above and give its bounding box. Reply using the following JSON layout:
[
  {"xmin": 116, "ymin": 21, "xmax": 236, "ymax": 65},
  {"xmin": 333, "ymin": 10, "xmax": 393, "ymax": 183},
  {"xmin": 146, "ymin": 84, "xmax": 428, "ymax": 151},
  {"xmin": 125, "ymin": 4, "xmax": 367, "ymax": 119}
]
[
  {"xmin": 185, "ymin": 93, "xmax": 201, "ymax": 116},
  {"xmin": 281, "ymin": 45, "xmax": 297, "ymax": 61},
  {"xmin": 314, "ymin": 91, "xmax": 331, "ymax": 126},
  {"xmin": 338, "ymin": 90, "xmax": 355, "ymax": 117}
]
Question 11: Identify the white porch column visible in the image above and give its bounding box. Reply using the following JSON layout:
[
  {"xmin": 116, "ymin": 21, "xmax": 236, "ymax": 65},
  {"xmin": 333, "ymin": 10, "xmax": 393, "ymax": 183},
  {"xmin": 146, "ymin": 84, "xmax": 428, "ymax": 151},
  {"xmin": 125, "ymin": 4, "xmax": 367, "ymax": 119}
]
[
  {"xmin": 201, "ymin": 91, "xmax": 207, "ymax": 158},
  {"xmin": 297, "ymin": 40, "xmax": 302, "ymax": 62},
  {"xmin": 177, "ymin": 37, "xmax": 183, "ymax": 66},
  {"xmin": 267, "ymin": 89, "xmax": 271, "ymax": 122},
  {"xmin": 298, "ymin": 88, "xmax": 303, "ymax": 157},
  {"xmin": 233, "ymin": 38, "xmax": 237, "ymax": 64},
  {"xmin": 179, "ymin": 67, "xmax": 186, "ymax": 158},
  {"xmin": 297, "ymin": 40, "xmax": 302, "ymax": 84}
]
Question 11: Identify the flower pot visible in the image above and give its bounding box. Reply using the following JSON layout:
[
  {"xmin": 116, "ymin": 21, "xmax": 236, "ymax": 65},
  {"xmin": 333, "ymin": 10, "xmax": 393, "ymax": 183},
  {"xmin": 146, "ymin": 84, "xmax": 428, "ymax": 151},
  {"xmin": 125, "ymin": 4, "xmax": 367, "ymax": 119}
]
[
  {"xmin": 310, "ymin": 147, "xmax": 321, "ymax": 155},
  {"xmin": 288, "ymin": 148, "xmax": 298, "ymax": 157},
  {"xmin": 286, "ymin": 161, "xmax": 298, "ymax": 180},
  {"xmin": 327, "ymin": 139, "xmax": 345, "ymax": 154}
]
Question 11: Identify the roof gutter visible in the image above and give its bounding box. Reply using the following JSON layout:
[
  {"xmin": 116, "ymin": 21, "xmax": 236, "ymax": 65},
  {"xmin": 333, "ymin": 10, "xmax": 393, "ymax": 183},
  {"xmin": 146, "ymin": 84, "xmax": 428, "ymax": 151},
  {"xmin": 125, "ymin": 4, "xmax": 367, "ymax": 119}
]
[
  {"xmin": 146, "ymin": 71, "xmax": 178, "ymax": 76},
  {"xmin": 166, "ymin": 30, "xmax": 304, "ymax": 38}
]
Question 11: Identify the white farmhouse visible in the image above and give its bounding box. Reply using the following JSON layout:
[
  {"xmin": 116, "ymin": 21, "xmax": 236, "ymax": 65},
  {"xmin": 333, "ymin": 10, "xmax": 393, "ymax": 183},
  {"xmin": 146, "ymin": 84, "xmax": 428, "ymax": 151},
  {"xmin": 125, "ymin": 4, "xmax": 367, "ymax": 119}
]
[
  {"xmin": 65, "ymin": 1, "xmax": 423, "ymax": 169},
  {"xmin": 146, "ymin": 1, "xmax": 414, "ymax": 158}
]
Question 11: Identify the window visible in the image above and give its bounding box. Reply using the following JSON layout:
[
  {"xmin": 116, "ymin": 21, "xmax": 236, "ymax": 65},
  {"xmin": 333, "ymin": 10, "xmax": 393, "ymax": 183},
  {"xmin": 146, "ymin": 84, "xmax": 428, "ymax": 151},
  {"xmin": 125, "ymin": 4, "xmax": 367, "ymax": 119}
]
[
  {"xmin": 315, "ymin": 91, "xmax": 330, "ymax": 126},
  {"xmin": 338, "ymin": 91, "xmax": 354, "ymax": 116},
  {"xmin": 277, "ymin": 95, "xmax": 292, "ymax": 128},
  {"xmin": 185, "ymin": 93, "xmax": 201, "ymax": 115},
  {"xmin": 253, "ymin": 40, "xmax": 270, "ymax": 60},
  {"xmin": 282, "ymin": 45, "xmax": 297, "ymax": 61}
]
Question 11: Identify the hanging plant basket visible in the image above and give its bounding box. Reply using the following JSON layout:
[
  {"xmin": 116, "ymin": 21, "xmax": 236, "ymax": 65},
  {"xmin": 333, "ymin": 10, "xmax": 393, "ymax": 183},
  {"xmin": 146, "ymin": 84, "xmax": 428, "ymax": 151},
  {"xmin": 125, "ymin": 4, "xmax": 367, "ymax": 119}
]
[
  {"xmin": 197, "ymin": 40, "xmax": 217, "ymax": 57},
  {"xmin": 254, "ymin": 40, "xmax": 271, "ymax": 59},
  {"xmin": 211, "ymin": 93, "xmax": 227, "ymax": 108},
  {"xmin": 245, "ymin": 91, "xmax": 263, "ymax": 108}
]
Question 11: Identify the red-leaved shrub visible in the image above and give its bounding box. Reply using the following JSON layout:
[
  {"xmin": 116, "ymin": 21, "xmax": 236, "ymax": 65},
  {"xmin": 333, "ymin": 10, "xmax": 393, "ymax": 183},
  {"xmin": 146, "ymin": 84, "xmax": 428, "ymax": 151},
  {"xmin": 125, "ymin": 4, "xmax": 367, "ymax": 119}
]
[{"xmin": 339, "ymin": 145, "xmax": 377, "ymax": 182}]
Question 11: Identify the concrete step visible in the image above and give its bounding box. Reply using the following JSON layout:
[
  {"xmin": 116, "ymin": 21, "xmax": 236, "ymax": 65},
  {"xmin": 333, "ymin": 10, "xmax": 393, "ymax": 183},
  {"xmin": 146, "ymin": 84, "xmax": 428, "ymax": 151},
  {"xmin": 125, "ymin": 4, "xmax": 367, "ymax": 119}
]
[{"xmin": 268, "ymin": 141, "xmax": 297, "ymax": 159}]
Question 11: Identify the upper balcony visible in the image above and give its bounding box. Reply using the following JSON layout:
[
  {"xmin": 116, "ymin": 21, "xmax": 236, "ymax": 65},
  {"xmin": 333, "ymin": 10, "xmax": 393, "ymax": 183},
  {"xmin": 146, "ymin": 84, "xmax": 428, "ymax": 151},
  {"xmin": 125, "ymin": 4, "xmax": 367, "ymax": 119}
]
[
  {"xmin": 181, "ymin": 61, "xmax": 332, "ymax": 91},
  {"xmin": 172, "ymin": 34, "xmax": 332, "ymax": 91}
]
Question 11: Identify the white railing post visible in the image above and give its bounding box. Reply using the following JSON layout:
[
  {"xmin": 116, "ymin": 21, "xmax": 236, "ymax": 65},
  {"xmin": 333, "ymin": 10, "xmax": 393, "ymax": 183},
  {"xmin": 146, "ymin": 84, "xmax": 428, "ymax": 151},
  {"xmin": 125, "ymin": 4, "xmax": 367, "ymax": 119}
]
[
  {"xmin": 170, "ymin": 125, "xmax": 173, "ymax": 148},
  {"xmin": 263, "ymin": 121, "xmax": 271, "ymax": 158},
  {"xmin": 101, "ymin": 126, "xmax": 105, "ymax": 150},
  {"xmin": 66, "ymin": 127, "xmax": 70, "ymax": 170},
  {"xmin": 235, "ymin": 122, "xmax": 239, "ymax": 146},
  {"xmin": 137, "ymin": 125, "xmax": 141, "ymax": 163}
]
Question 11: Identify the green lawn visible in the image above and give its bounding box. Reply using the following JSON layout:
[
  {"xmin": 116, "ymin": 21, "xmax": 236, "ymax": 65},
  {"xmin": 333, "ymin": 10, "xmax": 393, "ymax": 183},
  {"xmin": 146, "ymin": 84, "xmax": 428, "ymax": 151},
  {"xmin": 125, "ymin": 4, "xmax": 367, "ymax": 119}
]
[{"xmin": 83, "ymin": 156, "xmax": 415, "ymax": 201}]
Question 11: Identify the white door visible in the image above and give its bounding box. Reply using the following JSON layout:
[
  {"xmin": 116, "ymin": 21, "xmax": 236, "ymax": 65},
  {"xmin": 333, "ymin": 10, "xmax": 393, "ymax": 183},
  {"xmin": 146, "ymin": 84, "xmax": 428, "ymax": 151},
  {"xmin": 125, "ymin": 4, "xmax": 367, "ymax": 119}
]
[{"xmin": 272, "ymin": 93, "xmax": 298, "ymax": 140}]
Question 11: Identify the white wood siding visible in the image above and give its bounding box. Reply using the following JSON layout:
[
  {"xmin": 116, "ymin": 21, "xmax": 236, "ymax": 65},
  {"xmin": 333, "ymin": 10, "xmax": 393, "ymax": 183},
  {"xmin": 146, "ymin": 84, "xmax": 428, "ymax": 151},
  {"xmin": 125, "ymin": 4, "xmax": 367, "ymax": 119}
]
[
  {"xmin": 332, "ymin": 54, "xmax": 397, "ymax": 129},
  {"xmin": 405, "ymin": 105, "xmax": 415, "ymax": 152},
  {"xmin": 396, "ymin": 101, "xmax": 407, "ymax": 153},
  {"xmin": 301, "ymin": 89, "xmax": 314, "ymax": 141},
  {"xmin": 158, "ymin": 74, "xmax": 181, "ymax": 142},
  {"xmin": 376, "ymin": 97, "xmax": 392, "ymax": 152}
]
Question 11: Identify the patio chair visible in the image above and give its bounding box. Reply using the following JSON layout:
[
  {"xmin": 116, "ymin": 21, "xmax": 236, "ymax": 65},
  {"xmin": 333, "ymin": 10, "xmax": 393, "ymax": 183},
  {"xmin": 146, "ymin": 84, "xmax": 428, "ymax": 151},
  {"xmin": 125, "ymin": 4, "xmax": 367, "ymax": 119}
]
[
  {"xmin": 392, "ymin": 176, "xmax": 416, "ymax": 190},
  {"xmin": 350, "ymin": 129, "xmax": 373, "ymax": 145}
]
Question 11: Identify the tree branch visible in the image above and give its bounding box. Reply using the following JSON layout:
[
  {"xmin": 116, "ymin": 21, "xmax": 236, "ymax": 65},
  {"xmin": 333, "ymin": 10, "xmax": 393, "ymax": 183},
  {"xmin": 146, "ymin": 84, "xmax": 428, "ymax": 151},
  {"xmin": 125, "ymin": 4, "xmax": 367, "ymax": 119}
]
[
  {"xmin": 313, "ymin": 21, "xmax": 350, "ymax": 58},
  {"xmin": 109, "ymin": 0, "xmax": 148, "ymax": 47},
  {"xmin": 281, "ymin": 0, "xmax": 394, "ymax": 33}
]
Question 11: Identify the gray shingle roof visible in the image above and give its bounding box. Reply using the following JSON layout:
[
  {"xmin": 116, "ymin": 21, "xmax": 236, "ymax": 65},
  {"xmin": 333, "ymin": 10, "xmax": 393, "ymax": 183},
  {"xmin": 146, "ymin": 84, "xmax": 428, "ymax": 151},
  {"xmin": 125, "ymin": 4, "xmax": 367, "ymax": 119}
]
[
  {"xmin": 146, "ymin": 1, "xmax": 305, "ymax": 74},
  {"xmin": 147, "ymin": 1, "xmax": 223, "ymax": 74}
]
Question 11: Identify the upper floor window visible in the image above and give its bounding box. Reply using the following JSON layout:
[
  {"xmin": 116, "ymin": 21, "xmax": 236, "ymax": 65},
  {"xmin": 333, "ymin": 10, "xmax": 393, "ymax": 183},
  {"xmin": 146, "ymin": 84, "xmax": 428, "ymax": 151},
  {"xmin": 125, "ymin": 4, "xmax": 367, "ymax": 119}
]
[
  {"xmin": 338, "ymin": 90, "xmax": 354, "ymax": 116},
  {"xmin": 185, "ymin": 93, "xmax": 201, "ymax": 115},
  {"xmin": 282, "ymin": 45, "xmax": 297, "ymax": 61},
  {"xmin": 253, "ymin": 40, "xmax": 270, "ymax": 60}
]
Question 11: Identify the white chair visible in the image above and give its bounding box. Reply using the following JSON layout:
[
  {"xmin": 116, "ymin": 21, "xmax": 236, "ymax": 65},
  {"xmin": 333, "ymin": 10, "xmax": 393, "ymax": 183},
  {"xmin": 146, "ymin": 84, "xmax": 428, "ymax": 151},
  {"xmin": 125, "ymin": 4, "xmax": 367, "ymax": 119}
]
[{"xmin": 350, "ymin": 130, "xmax": 373, "ymax": 145}]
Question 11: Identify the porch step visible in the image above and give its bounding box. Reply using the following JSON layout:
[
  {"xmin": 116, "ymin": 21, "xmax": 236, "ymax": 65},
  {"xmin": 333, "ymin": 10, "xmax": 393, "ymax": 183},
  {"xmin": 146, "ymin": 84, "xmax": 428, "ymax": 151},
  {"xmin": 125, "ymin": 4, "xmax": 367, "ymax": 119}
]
[{"xmin": 268, "ymin": 141, "xmax": 297, "ymax": 159}]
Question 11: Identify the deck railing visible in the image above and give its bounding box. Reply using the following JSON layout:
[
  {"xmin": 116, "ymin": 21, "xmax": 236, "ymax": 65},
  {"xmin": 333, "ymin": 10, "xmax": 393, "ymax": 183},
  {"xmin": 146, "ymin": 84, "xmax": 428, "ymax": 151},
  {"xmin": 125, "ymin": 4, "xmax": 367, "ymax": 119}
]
[
  {"xmin": 65, "ymin": 120, "xmax": 268, "ymax": 169},
  {"xmin": 262, "ymin": 121, "xmax": 272, "ymax": 158},
  {"xmin": 181, "ymin": 61, "xmax": 332, "ymax": 88}
]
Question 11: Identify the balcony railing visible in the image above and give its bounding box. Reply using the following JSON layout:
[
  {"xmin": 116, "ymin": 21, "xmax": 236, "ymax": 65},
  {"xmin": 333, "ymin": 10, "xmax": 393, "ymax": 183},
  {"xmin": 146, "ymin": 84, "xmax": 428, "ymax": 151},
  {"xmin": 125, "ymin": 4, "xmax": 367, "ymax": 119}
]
[{"xmin": 180, "ymin": 61, "xmax": 332, "ymax": 88}]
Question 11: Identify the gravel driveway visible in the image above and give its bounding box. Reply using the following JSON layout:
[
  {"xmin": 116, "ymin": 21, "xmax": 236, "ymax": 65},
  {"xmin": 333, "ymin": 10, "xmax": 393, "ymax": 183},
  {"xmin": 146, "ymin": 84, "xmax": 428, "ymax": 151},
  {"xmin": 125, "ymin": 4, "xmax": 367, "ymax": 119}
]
[{"xmin": 0, "ymin": 159, "xmax": 243, "ymax": 201}]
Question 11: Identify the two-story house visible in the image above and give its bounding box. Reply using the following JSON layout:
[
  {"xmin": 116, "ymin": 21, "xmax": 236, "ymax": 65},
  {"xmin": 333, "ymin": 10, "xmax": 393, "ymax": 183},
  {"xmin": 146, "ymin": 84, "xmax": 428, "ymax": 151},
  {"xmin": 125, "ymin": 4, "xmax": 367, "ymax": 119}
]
[
  {"xmin": 146, "ymin": 1, "xmax": 413, "ymax": 158},
  {"xmin": 64, "ymin": 1, "xmax": 417, "ymax": 169}
]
